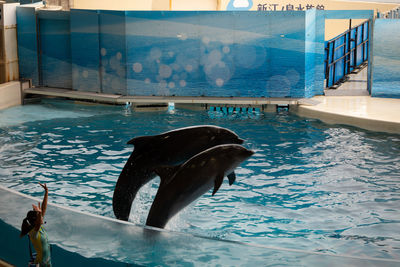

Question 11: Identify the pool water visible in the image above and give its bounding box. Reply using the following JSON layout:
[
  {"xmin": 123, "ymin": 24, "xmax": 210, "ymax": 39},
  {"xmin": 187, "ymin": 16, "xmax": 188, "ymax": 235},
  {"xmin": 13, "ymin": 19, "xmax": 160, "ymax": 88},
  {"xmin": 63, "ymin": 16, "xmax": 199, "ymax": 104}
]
[{"xmin": 0, "ymin": 99, "xmax": 399, "ymax": 260}]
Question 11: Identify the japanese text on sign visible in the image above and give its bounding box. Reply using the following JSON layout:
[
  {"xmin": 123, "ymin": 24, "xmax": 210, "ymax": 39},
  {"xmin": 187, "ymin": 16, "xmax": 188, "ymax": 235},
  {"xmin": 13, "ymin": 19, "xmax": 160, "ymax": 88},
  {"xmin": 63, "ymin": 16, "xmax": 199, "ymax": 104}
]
[{"xmin": 257, "ymin": 3, "xmax": 325, "ymax": 11}]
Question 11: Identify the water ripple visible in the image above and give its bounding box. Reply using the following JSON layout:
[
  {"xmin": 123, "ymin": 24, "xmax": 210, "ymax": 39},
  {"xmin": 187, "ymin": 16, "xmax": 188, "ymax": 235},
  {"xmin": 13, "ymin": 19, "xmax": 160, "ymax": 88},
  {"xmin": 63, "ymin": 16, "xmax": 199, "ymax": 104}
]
[{"xmin": 0, "ymin": 99, "xmax": 399, "ymax": 259}]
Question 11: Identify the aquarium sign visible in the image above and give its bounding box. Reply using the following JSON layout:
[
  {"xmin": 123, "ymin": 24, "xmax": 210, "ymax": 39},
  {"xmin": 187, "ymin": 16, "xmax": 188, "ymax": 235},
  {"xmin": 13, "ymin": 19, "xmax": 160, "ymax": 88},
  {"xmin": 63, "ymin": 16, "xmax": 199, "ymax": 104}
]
[{"xmin": 257, "ymin": 3, "xmax": 325, "ymax": 11}]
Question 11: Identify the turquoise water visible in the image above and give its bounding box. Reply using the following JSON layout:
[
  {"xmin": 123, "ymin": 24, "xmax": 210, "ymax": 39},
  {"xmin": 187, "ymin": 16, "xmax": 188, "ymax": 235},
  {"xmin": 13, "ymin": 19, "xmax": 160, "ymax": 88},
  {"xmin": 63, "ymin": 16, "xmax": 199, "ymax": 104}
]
[{"xmin": 0, "ymin": 99, "xmax": 399, "ymax": 260}]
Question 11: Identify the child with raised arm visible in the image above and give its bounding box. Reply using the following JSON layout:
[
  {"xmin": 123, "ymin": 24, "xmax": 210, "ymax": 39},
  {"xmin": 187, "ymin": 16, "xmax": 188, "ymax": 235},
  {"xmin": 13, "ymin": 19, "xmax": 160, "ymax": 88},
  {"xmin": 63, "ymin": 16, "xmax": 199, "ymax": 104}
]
[{"xmin": 20, "ymin": 183, "xmax": 51, "ymax": 267}]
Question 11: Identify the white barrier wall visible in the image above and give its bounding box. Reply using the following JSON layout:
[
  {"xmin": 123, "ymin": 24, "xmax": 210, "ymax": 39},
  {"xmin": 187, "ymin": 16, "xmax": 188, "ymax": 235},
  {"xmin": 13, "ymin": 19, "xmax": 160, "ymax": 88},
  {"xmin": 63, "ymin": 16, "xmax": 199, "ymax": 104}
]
[{"xmin": 0, "ymin": 81, "xmax": 21, "ymax": 110}]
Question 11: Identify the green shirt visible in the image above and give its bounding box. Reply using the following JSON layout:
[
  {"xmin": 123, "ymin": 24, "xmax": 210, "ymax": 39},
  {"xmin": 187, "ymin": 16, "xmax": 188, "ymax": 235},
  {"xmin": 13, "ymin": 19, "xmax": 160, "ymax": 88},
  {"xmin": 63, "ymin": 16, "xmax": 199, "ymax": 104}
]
[{"xmin": 29, "ymin": 226, "xmax": 51, "ymax": 267}]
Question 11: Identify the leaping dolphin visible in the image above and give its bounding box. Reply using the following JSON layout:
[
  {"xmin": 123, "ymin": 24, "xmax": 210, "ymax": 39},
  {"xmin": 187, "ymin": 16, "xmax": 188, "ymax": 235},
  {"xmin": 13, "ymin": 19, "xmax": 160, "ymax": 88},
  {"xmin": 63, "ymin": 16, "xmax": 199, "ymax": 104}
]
[
  {"xmin": 146, "ymin": 144, "xmax": 254, "ymax": 229},
  {"xmin": 113, "ymin": 125, "xmax": 244, "ymax": 221}
]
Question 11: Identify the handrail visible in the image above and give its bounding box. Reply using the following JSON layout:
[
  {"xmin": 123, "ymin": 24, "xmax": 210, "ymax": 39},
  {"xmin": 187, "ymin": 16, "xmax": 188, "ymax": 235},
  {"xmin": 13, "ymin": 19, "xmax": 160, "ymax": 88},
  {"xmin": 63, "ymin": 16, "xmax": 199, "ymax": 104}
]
[
  {"xmin": 324, "ymin": 20, "xmax": 369, "ymax": 88},
  {"xmin": 326, "ymin": 40, "xmax": 368, "ymax": 67},
  {"xmin": 325, "ymin": 20, "xmax": 369, "ymax": 43}
]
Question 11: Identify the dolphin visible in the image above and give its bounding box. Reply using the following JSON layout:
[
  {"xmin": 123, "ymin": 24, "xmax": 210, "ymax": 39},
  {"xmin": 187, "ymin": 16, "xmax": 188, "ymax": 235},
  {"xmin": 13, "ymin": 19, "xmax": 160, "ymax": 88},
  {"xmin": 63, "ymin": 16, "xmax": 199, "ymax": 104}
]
[
  {"xmin": 145, "ymin": 144, "xmax": 254, "ymax": 229},
  {"xmin": 113, "ymin": 125, "xmax": 244, "ymax": 221}
]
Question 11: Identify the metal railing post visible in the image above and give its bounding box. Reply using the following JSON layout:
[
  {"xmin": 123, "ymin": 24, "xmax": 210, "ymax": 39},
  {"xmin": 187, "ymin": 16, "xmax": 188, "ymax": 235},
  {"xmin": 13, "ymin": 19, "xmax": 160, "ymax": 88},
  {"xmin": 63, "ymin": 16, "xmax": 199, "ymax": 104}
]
[
  {"xmin": 343, "ymin": 34, "xmax": 347, "ymax": 78},
  {"xmin": 332, "ymin": 40, "xmax": 336, "ymax": 87},
  {"xmin": 325, "ymin": 43, "xmax": 330, "ymax": 88},
  {"xmin": 353, "ymin": 25, "xmax": 358, "ymax": 69}
]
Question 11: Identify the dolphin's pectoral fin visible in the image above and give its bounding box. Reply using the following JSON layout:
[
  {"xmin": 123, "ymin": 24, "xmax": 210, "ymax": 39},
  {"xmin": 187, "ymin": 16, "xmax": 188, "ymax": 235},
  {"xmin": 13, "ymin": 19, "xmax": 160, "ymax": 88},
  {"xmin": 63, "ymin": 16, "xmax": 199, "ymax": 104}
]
[
  {"xmin": 155, "ymin": 165, "xmax": 180, "ymax": 185},
  {"xmin": 227, "ymin": 172, "xmax": 236, "ymax": 185},
  {"xmin": 212, "ymin": 173, "xmax": 224, "ymax": 196}
]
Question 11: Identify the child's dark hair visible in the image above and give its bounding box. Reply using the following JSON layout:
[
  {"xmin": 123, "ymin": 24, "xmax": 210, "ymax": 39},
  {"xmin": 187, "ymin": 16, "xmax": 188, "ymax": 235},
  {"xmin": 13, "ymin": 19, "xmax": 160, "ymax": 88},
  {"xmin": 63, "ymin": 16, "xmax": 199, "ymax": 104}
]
[{"xmin": 20, "ymin": 210, "xmax": 39, "ymax": 237}]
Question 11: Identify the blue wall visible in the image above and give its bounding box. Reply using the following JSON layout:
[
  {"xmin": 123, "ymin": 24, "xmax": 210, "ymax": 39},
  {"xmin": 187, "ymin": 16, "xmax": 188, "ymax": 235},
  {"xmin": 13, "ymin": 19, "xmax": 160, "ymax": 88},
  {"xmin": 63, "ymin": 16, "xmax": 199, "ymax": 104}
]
[
  {"xmin": 99, "ymin": 10, "xmax": 127, "ymax": 95},
  {"xmin": 17, "ymin": 8, "xmax": 326, "ymax": 98},
  {"xmin": 70, "ymin": 9, "xmax": 101, "ymax": 93},
  {"xmin": 38, "ymin": 11, "xmax": 72, "ymax": 88},
  {"xmin": 372, "ymin": 19, "xmax": 400, "ymax": 98},
  {"xmin": 16, "ymin": 6, "xmax": 39, "ymax": 86},
  {"xmin": 305, "ymin": 9, "xmax": 325, "ymax": 97},
  {"xmin": 0, "ymin": 220, "xmax": 139, "ymax": 267},
  {"xmin": 125, "ymin": 11, "xmax": 318, "ymax": 98}
]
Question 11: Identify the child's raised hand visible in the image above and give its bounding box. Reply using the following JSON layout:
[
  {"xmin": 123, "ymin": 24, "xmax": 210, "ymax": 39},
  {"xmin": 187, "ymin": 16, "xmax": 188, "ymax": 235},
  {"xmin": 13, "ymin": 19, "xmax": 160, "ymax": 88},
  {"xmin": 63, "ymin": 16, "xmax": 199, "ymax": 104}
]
[{"xmin": 39, "ymin": 182, "xmax": 48, "ymax": 192}]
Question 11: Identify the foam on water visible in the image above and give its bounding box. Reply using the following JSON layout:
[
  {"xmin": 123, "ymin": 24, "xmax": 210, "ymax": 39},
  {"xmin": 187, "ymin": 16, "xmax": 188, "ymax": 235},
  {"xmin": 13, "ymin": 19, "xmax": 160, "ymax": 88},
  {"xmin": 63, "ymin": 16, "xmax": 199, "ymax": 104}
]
[{"xmin": 0, "ymin": 102, "xmax": 101, "ymax": 128}]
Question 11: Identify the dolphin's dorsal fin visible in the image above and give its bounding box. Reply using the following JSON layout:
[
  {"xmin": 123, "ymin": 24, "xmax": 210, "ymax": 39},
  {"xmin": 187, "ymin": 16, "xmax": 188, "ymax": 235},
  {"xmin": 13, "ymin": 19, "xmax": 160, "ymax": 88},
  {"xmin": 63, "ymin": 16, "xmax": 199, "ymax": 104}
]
[
  {"xmin": 227, "ymin": 172, "xmax": 236, "ymax": 185},
  {"xmin": 155, "ymin": 165, "xmax": 180, "ymax": 185},
  {"xmin": 127, "ymin": 136, "xmax": 154, "ymax": 150},
  {"xmin": 212, "ymin": 173, "xmax": 224, "ymax": 196}
]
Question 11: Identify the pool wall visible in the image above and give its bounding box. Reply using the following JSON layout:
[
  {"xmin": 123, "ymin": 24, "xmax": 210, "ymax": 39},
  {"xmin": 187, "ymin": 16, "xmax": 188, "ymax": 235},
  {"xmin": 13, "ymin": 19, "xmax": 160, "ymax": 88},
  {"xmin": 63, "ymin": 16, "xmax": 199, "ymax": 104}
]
[
  {"xmin": 16, "ymin": 8, "xmax": 326, "ymax": 98},
  {"xmin": 372, "ymin": 18, "xmax": 400, "ymax": 98},
  {"xmin": 0, "ymin": 220, "xmax": 135, "ymax": 267},
  {"xmin": 1, "ymin": 185, "xmax": 400, "ymax": 266},
  {"xmin": 13, "ymin": 6, "xmax": 400, "ymax": 100},
  {"xmin": 15, "ymin": 5, "xmax": 40, "ymax": 86}
]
